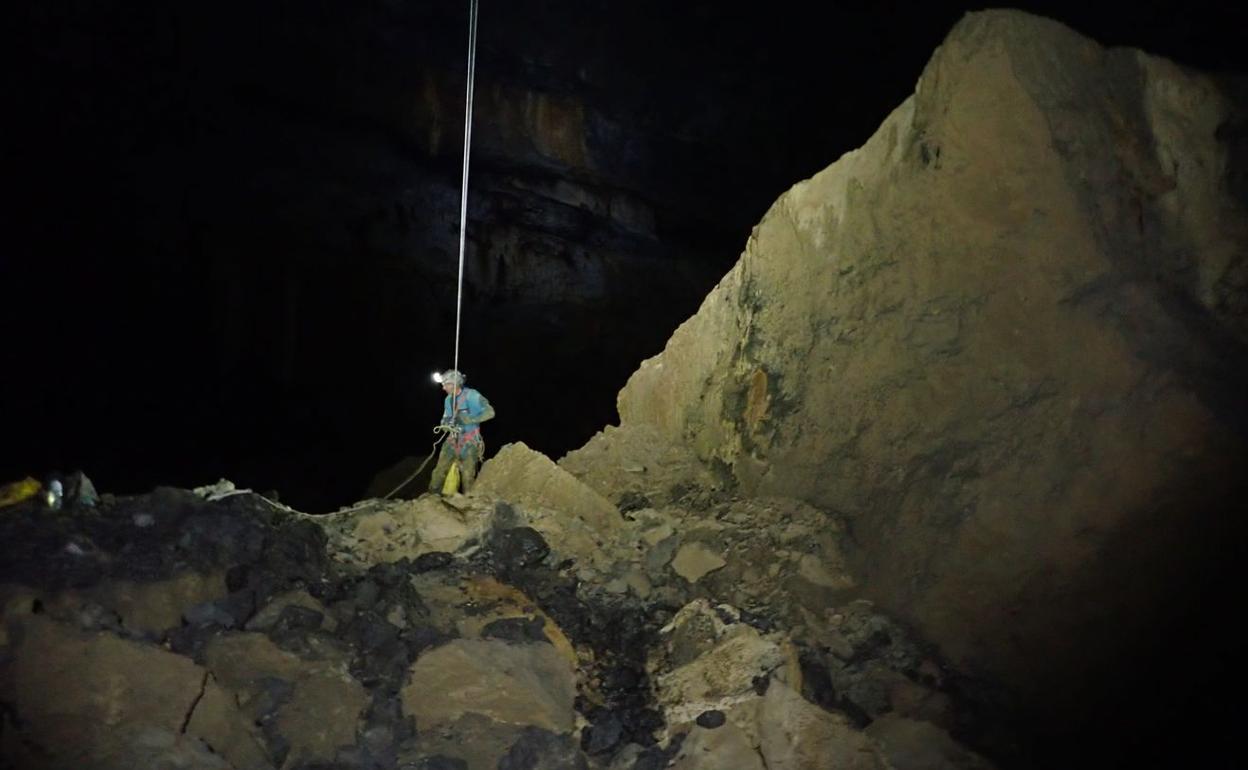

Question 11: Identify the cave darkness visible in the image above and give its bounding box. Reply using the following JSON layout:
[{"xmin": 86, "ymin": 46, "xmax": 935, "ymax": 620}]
[{"xmin": 5, "ymin": 1, "xmax": 1245, "ymax": 511}]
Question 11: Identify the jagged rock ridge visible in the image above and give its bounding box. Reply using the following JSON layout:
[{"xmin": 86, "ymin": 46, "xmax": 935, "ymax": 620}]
[{"xmin": 612, "ymin": 8, "xmax": 1248, "ymax": 723}]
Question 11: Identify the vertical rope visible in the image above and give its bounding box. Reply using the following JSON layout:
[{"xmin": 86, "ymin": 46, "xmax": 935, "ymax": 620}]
[{"xmin": 453, "ymin": 0, "xmax": 479, "ymax": 385}]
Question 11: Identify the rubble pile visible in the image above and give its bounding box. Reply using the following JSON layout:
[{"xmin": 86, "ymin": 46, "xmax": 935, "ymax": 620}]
[{"xmin": 0, "ymin": 464, "xmax": 993, "ymax": 770}]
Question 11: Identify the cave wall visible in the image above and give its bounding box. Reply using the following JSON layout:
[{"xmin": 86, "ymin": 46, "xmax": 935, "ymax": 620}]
[
  {"xmin": 8, "ymin": 1, "xmax": 844, "ymax": 508},
  {"xmin": 613, "ymin": 10, "xmax": 1248, "ymax": 717},
  {"xmin": 8, "ymin": 0, "xmax": 1247, "ymax": 516}
]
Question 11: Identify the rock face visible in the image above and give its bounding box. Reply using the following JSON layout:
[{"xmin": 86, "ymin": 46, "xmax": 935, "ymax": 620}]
[
  {"xmin": 476, "ymin": 442, "xmax": 621, "ymax": 534},
  {"xmin": 401, "ymin": 639, "xmax": 578, "ymax": 733},
  {"xmin": 0, "ymin": 609, "xmax": 296, "ymax": 770},
  {"xmin": 614, "ymin": 9, "xmax": 1248, "ymax": 715},
  {"xmin": 204, "ymin": 634, "xmax": 369, "ymax": 769}
]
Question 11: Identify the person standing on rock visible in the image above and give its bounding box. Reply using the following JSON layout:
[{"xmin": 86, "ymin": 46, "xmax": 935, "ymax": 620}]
[{"xmin": 429, "ymin": 369, "xmax": 495, "ymax": 494}]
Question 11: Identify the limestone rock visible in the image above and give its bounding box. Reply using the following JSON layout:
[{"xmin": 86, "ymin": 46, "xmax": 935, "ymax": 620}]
[
  {"xmin": 655, "ymin": 630, "xmax": 784, "ymax": 720},
  {"xmin": 671, "ymin": 542, "xmax": 727, "ymax": 584},
  {"xmin": 204, "ymin": 633, "xmax": 368, "ymax": 769},
  {"xmin": 669, "ymin": 721, "xmax": 766, "ymax": 770},
  {"xmin": 758, "ymin": 680, "xmax": 890, "ymax": 770},
  {"xmin": 85, "ymin": 728, "xmax": 237, "ymax": 770},
  {"xmin": 865, "ymin": 714, "xmax": 996, "ymax": 770},
  {"xmin": 335, "ymin": 496, "xmax": 479, "ymax": 564},
  {"xmin": 82, "ymin": 571, "xmax": 230, "ymax": 637},
  {"xmin": 246, "ymin": 588, "xmax": 337, "ymax": 633},
  {"xmin": 477, "ymin": 442, "xmax": 621, "ymax": 531},
  {"xmin": 497, "ymin": 726, "xmax": 589, "ymax": 770},
  {"xmin": 401, "ymin": 639, "xmax": 578, "ymax": 734},
  {"xmin": 0, "ymin": 615, "xmax": 261, "ymax": 770},
  {"xmin": 611, "ymin": 8, "xmax": 1248, "ymax": 713},
  {"xmin": 0, "ymin": 572, "xmax": 228, "ymax": 639},
  {"xmin": 652, "ymin": 601, "xmax": 796, "ymax": 726},
  {"xmin": 453, "ymin": 577, "xmax": 579, "ymax": 667},
  {"xmin": 475, "ymin": 442, "xmax": 625, "ymax": 567},
  {"xmin": 185, "ymin": 678, "xmax": 273, "ymax": 770},
  {"xmin": 402, "ymin": 712, "xmax": 526, "ymax": 770},
  {"xmin": 797, "ymin": 553, "xmax": 852, "ymax": 591},
  {"xmin": 661, "ymin": 600, "xmax": 734, "ymax": 667},
  {"xmin": 559, "ymin": 423, "xmax": 727, "ymax": 510}
]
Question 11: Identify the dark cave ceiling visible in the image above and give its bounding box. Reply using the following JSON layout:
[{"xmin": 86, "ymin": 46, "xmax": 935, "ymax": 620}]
[{"xmin": 4, "ymin": 0, "xmax": 1246, "ymax": 509}]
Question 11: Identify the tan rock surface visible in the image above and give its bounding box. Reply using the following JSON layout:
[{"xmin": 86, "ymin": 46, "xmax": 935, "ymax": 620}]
[
  {"xmin": 0, "ymin": 615, "xmax": 260, "ymax": 770},
  {"xmin": 1, "ymin": 571, "xmax": 228, "ymax": 639},
  {"xmin": 611, "ymin": 9, "xmax": 1248, "ymax": 713},
  {"xmin": 204, "ymin": 633, "xmax": 368, "ymax": 769},
  {"xmin": 332, "ymin": 495, "xmax": 480, "ymax": 564},
  {"xmin": 654, "ymin": 630, "xmax": 786, "ymax": 723},
  {"xmin": 865, "ymin": 714, "xmax": 996, "ymax": 770},
  {"xmin": 83, "ymin": 571, "xmax": 229, "ymax": 637},
  {"xmin": 477, "ymin": 442, "xmax": 621, "ymax": 530},
  {"xmin": 401, "ymin": 638, "xmax": 578, "ymax": 733},
  {"xmin": 246, "ymin": 588, "xmax": 337, "ymax": 632},
  {"xmin": 669, "ymin": 721, "xmax": 766, "ymax": 770},
  {"xmin": 652, "ymin": 602, "xmax": 800, "ymax": 727},
  {"xmin": 758, "ymin": 680, "xmax": 890, "ymax": 770},
  {"xmin": 406, "ymin": 712, "xmax": 527, "ymax": 770},
  {"xmin": 185, "ymin": 677, "xmax": 272, "ymax": 769},
  {"xmin": 670, "ymin": 542, "xmax": 727, "ymax": 584},
  {"xmin": 559, "ymin": 423, "xmax": 726, "ymax": 508},
  {"xmin": 476, "ymin": 442, "xmax": 625, "ymax": 566}
]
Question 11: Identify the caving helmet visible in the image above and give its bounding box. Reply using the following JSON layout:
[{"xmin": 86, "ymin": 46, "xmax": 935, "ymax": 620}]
[{"xmin": 432, "ymin": 369, "xmax": 465, "ymax": 387}]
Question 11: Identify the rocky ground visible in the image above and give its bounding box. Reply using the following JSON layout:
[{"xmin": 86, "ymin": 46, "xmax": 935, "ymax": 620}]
[{"xmin": 0, "ymin": 437, "xmax": 998, "ymax": 770}]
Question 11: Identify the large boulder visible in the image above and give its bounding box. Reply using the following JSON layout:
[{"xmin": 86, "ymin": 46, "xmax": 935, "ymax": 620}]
[
  {"xmin": 0, "ymin": 615, "xmax": 266, "ymax": 770},
  {"xmin": 329, "ymin": 496, "xmax": 480, "ymax": 565},
  {"xmin": 401, "ymin": 638, "xmax": 578, "ymax": 734},
  {"xmin": 668, "ymin": 720, "xmax": 766, "ymax": 770},
  {"xmin": 757, "ymin": 680, "xmax": 891, "ymax": 770},
  {"xmin": 558, "ymin": 423, "xmax": 728, "ymax": 510},
  {"xmin": 649, "ymin": 601, "xmax": 801, "ymax": 728},
  {"xmin": 475, "ymin": 442, "xmax": 624, "ymax": 565},
  {"xmin": 203, "ymin": 633, "xmax": 369, "ymax": 769},
  {"xmin": 478, "ymin": 442, "xmax": 620, "ymax": 530},
  {"xmin": 612, "ymin": 8, "xmax": 1248, "ymax": 717},
  {"xmin": 1, "ymin": 571, "xmax": 228, "ymax": 640}
]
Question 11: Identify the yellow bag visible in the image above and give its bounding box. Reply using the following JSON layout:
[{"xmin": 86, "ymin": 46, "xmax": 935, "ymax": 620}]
[
  {"xmin": 0, "ymin": 477, "xmax": 41, "ymax": 508},
  {"xmin": 442, "ymin": 461, "xmax": 461, "ymax": 495}
]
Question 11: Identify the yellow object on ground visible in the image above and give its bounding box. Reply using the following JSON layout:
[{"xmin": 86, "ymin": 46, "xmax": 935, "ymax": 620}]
[
  {"xmin": 442, "ymin": 461, "xmax": 461, "ymax": 495},
  {"xmin": 0, "ymin": 477, "xmax": 41, "ymax": 508}
]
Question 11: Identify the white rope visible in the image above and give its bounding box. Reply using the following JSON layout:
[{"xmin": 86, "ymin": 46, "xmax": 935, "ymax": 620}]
[{"xmin": 453, "ymin": 0, "xmax": 479, "ymax": 381}]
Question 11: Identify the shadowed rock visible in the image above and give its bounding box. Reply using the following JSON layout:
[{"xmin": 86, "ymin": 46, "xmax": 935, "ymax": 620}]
[{"xmin": 612, "ymin": 8, "xmax": 1248, "ymax": 725}]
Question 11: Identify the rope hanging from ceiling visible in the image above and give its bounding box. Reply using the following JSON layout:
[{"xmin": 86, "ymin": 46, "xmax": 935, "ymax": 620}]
[{"xmin": 453, "ymin": 0, "xmax": 479, "ymax": 378}]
